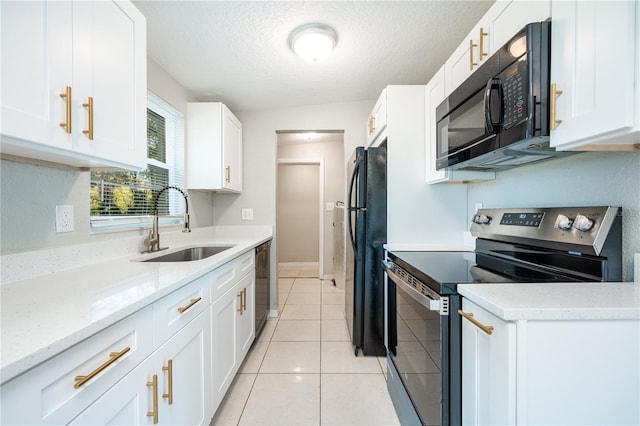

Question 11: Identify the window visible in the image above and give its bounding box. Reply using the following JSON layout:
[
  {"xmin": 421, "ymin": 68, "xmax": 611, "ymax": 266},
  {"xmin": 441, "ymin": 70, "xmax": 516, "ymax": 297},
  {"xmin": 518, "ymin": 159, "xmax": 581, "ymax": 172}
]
[{"xmin": 90, "ymin": 93, "xmax": 185, "ymax": 231}]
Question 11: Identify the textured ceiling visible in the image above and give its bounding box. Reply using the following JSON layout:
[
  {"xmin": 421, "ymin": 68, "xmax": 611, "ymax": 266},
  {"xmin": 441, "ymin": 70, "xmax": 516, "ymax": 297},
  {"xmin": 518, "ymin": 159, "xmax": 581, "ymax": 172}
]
[{"xmin": 133, "ymin": 1, "xmax": 494, "ymax": 112}]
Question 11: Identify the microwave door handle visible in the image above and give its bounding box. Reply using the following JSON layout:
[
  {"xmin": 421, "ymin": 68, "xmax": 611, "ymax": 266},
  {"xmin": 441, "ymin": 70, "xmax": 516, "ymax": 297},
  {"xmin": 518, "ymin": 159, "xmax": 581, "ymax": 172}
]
[{"xmin": 484, "ymin": 78, "xmax": 503, "ymax": 133}]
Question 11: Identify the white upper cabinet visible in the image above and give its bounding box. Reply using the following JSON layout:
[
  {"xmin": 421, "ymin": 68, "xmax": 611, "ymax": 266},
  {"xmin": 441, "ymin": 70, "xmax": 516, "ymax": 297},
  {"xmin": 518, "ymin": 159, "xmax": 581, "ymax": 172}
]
[
  {"xmin": 187, "ymin": 102, "xmax": 243, "ymax": 193},
  {"xmin": 550, "ymin": 0, "xmax": 640, "ymax": 150},
  {"xmin": 366, "ymin": 88, "xmax": 388, "ymax": 147},
  {"xmin": 0, "ymin": 0, "xmax": 147, "ymax": 170},
  {"xmin": 445, "ymin": 0, "xmax": 550, "ymax": 95},
  {"xmin": 425, "ymin": 66, "xmax": 495, "ymax": 184}
]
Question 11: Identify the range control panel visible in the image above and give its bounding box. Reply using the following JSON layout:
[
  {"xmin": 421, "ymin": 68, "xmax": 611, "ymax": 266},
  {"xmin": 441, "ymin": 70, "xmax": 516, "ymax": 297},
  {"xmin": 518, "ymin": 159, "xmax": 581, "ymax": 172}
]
[{"xmin": 470, "ymin": 206, "xmax": 621, "ymax": 255}]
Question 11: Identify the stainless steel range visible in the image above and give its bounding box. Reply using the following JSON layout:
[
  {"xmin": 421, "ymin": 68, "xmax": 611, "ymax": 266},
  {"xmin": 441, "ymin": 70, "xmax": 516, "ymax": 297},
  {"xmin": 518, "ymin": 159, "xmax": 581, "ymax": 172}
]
[{"xmin": 383, "ymin": 206, "xmax": 623, "ymax": 425}]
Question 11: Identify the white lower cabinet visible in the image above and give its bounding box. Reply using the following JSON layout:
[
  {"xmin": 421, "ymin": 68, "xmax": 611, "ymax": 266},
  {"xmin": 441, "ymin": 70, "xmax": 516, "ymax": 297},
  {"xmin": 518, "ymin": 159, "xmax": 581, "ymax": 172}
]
[
  {"xmin": 0, "ymin": 307, "xmax": 154, "ymax": 425},
  {"xmin": 461, "ymin": 298, "xmax": 640, "ymax": 425},
  {"xmin": 211, "ymin": 271, "xmax": 255, "ymax": 411},
  {"xmin": 460, "ymin": 299, "xmax": 516, "ymax": 426},
  {"xmin": 70, "ymin": 309, "xmax": 211, "ymax": 425},
  {"xmin": 0, "ymin": 249, "xmax": 260, "ymax": 425}
]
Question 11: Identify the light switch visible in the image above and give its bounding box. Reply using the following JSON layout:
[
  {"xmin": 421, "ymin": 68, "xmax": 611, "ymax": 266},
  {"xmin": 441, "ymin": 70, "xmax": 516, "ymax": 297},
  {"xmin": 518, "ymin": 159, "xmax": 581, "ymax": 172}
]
[{"xmin": 241, "ymin": 208, "xmax": 254, "ymax": 220}]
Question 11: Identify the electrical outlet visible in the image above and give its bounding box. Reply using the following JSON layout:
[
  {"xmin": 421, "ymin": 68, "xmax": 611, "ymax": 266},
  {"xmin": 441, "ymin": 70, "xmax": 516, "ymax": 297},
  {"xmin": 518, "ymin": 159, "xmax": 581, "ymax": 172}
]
[
  {"xmin": 326, "ymin": 202, "xmax": 335, "ymax": 211},
  {"xmin": 55, "ymin": 205, "xmax": 74, "ymax": 233},
  {"xmin": 241, "ymin": 208, "xmax": 254, "ymax": 221}
]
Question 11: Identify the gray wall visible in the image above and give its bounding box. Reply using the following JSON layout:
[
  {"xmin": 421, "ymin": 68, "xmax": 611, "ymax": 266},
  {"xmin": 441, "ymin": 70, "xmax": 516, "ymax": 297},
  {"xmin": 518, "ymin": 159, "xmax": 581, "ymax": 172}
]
[
  {"xmin": 0, "ymin": 59, "xmax": 212, "ymax": 255},
  {"xmin": 467, "ymin": 151, "xmax": 640, "ymax": 281},
  {"xmin": 277, "ymin": 163, "xmax": 320, "ymax": 263}
]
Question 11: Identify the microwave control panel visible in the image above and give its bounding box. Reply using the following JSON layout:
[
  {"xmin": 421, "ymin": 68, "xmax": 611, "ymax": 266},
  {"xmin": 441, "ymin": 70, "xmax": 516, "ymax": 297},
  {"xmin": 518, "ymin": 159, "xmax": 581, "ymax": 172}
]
[{"xmin": 502, "ymin": 59, "xmax": 528, "ymax": 129}]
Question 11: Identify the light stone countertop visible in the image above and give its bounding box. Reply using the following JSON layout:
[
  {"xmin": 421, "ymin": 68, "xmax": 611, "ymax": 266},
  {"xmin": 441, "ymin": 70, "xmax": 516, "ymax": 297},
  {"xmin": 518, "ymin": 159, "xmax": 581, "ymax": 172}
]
[
  {"xmin": 0, "ymin": 226, "xmax": 272, "ymax": 385},
  {"xmin": 458, "ymin": 282, "xmax": 640, "ymax": 321}
]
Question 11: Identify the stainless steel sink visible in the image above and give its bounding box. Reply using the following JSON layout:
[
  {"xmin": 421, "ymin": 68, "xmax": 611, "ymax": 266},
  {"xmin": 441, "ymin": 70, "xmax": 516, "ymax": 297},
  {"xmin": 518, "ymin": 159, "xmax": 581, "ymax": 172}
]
[{"xmin": 142, "ymin": 245, "xmax": 234, "ymax": 262}]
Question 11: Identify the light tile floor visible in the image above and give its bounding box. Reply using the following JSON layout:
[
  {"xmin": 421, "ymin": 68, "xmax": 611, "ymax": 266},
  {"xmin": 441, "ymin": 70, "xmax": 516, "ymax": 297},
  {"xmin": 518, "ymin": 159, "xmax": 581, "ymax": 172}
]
[{"xmin": 210, "ymin": 266, "xmax": 400, "ymax": 426}]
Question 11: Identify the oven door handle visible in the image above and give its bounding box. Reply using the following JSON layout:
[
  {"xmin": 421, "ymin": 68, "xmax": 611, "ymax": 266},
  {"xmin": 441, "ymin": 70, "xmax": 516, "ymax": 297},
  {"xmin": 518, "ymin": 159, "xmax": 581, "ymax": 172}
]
[{"xmin": 383, "ymin": 260, "xmax": 449, "ymax": 315}]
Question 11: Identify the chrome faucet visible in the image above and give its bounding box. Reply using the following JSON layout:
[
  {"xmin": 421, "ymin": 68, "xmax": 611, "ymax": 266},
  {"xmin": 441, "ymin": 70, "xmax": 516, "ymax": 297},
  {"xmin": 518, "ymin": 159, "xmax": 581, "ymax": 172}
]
[{"xmin": 145, "ymin": 185, "xmax": 191, "ymax": 253}]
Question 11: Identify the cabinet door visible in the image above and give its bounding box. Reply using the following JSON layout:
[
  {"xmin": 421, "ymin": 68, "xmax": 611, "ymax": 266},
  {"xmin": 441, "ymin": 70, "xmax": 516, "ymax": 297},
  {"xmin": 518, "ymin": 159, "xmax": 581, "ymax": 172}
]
[
  {"xmin": 0, "ymin": 0, "xmax": 73, "ymax": 150},
  {"xmin": 460, "ymin": 299, "xmax": 516, "ymax": 426},
  {"xmin": 156, "ymin": 309, "xmax": 212, "ymax": 425},
  {"xmin": 487, "ymin": 0, "xmax": 550, "ymax": 54},
  {"xmin": 73, "ymin": 0, "xmax": 147, "ymax": 169},
  {"xmin": 236, "ymin": 273, "xmax": 256, "ymax": 362},
  {"xmin": 68, "ymin": 357, "xmax": 156, "ymax": 426},
  {"xmin": 221, "ymin": 105, "xmax": 243, "ymax": 192},
  {"xmin": 366, "ymin": 89, "xmax": 388, "ymax": 146},
  {"xmin": 0, "ymin": 307, "xmax": 153, "ymax": 425},
  {"xmin": 211, "ymin": 288, "xmax": 239, "ymax": 410},
  {"xmin": 550, "ymin": 0, "xmax": 637, "ymax": 149}
]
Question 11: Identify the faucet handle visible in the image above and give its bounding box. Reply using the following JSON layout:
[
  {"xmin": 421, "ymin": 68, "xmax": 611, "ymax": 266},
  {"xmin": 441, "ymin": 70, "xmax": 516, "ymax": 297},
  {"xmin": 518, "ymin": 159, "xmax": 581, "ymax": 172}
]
[{"xmin": 183, "ymin": 213, "xmax": 191, "ymax": 233}]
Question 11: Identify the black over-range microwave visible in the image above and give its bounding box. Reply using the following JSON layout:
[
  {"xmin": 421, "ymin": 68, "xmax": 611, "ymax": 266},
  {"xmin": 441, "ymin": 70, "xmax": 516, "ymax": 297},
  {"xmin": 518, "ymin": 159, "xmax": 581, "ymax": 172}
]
[{"xmin": 436, "ymin": 21, "xmax": 572, "ymax": 171}]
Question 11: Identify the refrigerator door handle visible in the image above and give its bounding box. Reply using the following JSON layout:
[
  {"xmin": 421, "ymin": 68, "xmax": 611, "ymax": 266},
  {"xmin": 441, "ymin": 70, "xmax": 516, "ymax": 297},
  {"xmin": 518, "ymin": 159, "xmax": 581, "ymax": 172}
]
[{"xmin": 347, "ymin": 156, "xmax": 363, "ymax": 260}]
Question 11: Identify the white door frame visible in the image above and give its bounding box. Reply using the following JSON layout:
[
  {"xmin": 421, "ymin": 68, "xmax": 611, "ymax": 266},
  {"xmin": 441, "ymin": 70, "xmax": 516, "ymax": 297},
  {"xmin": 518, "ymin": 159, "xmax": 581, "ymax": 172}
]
[{"xmin": 276, "ymin": 158, "xmax": 324, "ymax": 279}]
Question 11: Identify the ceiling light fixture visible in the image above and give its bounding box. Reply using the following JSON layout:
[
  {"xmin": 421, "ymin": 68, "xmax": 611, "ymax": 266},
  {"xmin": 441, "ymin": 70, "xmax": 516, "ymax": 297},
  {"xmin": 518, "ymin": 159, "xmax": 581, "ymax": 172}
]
[{"xmin": 289, "ymin": 24, "xmax": 337, "ymax": 63}]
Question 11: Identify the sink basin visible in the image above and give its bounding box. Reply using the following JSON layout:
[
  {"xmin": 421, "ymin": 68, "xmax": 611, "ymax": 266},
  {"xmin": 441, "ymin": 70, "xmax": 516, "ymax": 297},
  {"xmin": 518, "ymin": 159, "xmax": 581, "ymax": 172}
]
[{"xmin": 142, "ymin": 245, "xmax": 234, "ymax": 262}]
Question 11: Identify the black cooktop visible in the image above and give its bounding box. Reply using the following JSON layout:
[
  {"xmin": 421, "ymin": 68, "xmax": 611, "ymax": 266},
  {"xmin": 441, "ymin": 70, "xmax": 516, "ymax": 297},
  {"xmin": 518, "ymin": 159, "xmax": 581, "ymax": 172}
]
[{"xmin": 387, "ymin": 250, "xmax": 579, "ymax": 295}]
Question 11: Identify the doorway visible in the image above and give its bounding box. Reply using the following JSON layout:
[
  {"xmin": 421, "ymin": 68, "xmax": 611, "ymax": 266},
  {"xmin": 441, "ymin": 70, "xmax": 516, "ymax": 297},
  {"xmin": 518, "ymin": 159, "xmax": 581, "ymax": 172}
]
[{"xmin": 276, "ymin": 131, "xmax": 345, "ymax": 280}]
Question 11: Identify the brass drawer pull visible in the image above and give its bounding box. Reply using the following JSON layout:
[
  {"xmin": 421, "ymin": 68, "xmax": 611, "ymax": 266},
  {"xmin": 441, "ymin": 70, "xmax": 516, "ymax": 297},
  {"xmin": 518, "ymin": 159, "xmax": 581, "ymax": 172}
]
[
  {"xmin": 458, "ymin": 309, "xmax": 494, "ymax": 335},
  {"xmin": 479, "ymin": 27, "xmax": 488, "ymax": 59},
  {"xmin": 147, "ymin": 374, "xmax": 159, "ymax": 424},
  {"xmin": 162, "ymin": 359, "xmax": 173, "ymax": 405},
  {"xmin": 237, "ymin": 292, "xmax": 243, "ymax": 314},
  {"xmin": 225, "ymin": 165, "xmax": 231, "ymax": 183},
  {"xmin": 82, "ymin": 96, "xmax": 94, "ymax": 140},
  {"xmin": 469, "ymin": 39, "xmax": 478, "ymax": 70},
  {"xmin": 242, "ymin": 288, "xmax": 247, "ymax": 312},
  {"xmin": 368, "ymin": 115, "xmax": 375, "ymax": 135},
  {"xmin": 177, "ymin": 297, "xmax": 202, "ymax": 314},
  {"xmin": 59, "ymin": 86, "xmax": 72, "ymax": 133},
  {"xmin": 550, "ymin": 83, "xmax": 563, "ymax": 130},
  {"xmin": 74, "ymin": 346, "xmax": 131, "ymax": 388}
]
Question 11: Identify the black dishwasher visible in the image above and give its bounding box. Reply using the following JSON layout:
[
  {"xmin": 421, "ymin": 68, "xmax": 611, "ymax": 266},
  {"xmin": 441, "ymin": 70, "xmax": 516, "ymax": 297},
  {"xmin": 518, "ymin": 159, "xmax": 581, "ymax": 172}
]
[{"xmin": 255, "ymin": 241, "xmax": 271, "ymax": 339}]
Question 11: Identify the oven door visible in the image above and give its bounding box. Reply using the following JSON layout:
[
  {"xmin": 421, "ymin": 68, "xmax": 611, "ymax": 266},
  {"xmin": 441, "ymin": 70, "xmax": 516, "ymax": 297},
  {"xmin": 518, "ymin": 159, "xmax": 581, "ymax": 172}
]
[{"xmin": 384, "ymin": 260, "xmax": 448, "ymax": 426}]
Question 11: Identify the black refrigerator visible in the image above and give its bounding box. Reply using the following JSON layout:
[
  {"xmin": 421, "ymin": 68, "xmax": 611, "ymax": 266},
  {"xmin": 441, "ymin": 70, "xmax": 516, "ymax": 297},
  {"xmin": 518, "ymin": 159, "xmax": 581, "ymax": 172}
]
[{"xmin": 345, "ymin": 145, "xmax": 386, "ymax": 356}]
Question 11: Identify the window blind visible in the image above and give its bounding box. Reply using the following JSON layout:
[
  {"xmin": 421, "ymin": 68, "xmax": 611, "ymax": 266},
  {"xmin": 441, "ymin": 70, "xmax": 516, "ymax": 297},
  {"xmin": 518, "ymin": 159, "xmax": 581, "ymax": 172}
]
[{"xmin": 90, "ymin": 93, "xmax": 185, "ymax": 230}]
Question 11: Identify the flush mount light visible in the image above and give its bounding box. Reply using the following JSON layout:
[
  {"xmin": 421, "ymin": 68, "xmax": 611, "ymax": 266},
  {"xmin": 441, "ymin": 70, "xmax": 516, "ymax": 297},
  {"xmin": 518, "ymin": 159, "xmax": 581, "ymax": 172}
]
[{"xmin": 289, "ymin": 24, "xmax": 337, "ymax": 63}]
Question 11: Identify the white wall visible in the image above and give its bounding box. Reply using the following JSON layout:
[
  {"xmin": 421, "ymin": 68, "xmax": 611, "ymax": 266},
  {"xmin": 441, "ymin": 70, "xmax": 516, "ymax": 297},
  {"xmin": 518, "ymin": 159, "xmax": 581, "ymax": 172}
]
[
  {"xmin": 212, "ymin": 100, "xmax": 372, "ymax": 309},
  {"xmin": 0, "ymin": 59, "xmax": 210, "ymax": 255},
  {"xmin": 467, "ymin": 151, "xmax": 640, "ymax": 281}
]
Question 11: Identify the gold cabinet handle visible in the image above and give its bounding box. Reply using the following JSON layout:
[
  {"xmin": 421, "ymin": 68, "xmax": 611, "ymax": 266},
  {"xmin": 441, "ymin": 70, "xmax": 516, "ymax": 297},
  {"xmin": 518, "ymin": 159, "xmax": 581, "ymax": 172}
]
[
  {"xmin": 242, "ymin": 288, "xmax": 247, "ymax": 312},
  {"xmin": 237, "ymin": 291, "xmax": 243, "ymax": 314},
  {"xmin": 225, "ymin": 165, "xmax": 231, "ymax": 183},
  {"xmin": 458, "ymin": 309, "xmax": 494, "ymax": 335},
  {"xmin": 469, "ymin": 39, "xmax": 478, "ymax": 70},
  {"xmin": 177, "ymin": 297, "xmax": 202, "ymax": 314},
  {"xmin": 82, "ymin": 96, "xmax": 94, "ymax": 140},
  {"xmin": 479, "ymin": 27, "xmax": 488, "ymax": 60},
  {"xmin": 59, "ymin": 86, "xmax": 72, "ymax": 133},
  {"xmin": 146, "ymin": 374, "xmax": 159, "ymax": 424},
  {"xmin": 368, "ymin": 115, "xmax": 375, "ymax": 135},
  {"xmin": 74, "ymin": 346, "xmax": 131, "ymax": 388},
  {"xmin": 162, "ymin": 359, "xmax": 173, "ymax": 405},
  {"xmin": 550, "ymin": 83, "xmax": 563, "ymax": 131}
]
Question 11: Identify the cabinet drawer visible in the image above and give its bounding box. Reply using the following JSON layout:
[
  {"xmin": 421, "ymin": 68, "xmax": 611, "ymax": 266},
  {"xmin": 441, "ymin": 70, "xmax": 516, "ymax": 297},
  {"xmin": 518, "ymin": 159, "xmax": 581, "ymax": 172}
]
[
  {"xmin": 211, "ymin": 251, "xmax": 255, "ymax": 302},
  {"xmin": 0, "ymin": 306, "xmax": 153, "ymax": 425},
  {"xmin": 153, "ymin": 273, "xmax": 211, "ymax": 347}
]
